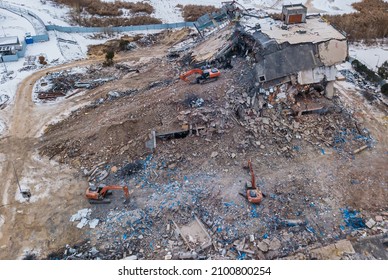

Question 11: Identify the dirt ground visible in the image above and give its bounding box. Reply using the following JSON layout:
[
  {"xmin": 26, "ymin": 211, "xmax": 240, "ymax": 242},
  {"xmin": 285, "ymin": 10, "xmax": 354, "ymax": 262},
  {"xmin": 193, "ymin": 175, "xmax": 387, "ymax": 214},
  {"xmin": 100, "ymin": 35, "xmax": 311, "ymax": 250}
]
[
  {"xmin": 0, "ymin": 30, "xmax": 387, "ymax": 260},
  {"xmin": 0, "ymin": 44, "xmax": 169, "ymax": 259}
]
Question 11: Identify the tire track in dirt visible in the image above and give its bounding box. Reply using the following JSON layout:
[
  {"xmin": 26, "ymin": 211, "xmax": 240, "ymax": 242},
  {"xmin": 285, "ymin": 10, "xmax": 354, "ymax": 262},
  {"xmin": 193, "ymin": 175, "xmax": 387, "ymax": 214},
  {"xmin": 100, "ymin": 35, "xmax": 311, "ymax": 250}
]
[{"xmin": 0, "ymin": 46, "xmax": 168, "ymax": 258}]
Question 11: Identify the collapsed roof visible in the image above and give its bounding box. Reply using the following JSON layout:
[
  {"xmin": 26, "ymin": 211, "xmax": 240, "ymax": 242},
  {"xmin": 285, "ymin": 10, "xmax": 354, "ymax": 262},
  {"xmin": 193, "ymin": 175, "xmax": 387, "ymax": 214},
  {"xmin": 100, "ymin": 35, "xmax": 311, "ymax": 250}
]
[{"xmin": 186, "ymin": 3, "xmax": 348, "ymax": 89}]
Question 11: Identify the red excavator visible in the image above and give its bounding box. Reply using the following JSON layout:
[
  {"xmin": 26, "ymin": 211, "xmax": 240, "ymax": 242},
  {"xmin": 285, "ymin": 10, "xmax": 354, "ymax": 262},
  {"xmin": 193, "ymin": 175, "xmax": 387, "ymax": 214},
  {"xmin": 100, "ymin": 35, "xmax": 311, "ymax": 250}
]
[
  {"xmin": 243, "ymin": 160, "xmax": 263, "ymax": 204},
  {"xmin": 85, "ymin": 185, "xmax": 130, "ymax": 204},
  {"xmin": 180, "ymin": 68, "xmax": 220, "ymax": 84}
]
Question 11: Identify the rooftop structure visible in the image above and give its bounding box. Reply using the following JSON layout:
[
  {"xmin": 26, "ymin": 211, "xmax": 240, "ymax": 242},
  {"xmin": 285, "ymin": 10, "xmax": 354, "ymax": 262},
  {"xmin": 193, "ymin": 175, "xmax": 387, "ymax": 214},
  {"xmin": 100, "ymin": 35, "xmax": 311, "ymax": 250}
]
[
  {"xmin": 282, "ymin": 4, "xmax": 307, "ymax": 24},
  {"xmin": 258, "ymin": 16, "xmax": 346, "ymax": 45},
  {"xmin": 0, "ymin": 36, "xmax": 20, "ymax": 46},
  {"xmin": 250, "ymin": 14, "xmax": 348, "ymax": 96},
  {"xmin": 0, "ymin": 36, "xmax": 22, "ymax": 55}
]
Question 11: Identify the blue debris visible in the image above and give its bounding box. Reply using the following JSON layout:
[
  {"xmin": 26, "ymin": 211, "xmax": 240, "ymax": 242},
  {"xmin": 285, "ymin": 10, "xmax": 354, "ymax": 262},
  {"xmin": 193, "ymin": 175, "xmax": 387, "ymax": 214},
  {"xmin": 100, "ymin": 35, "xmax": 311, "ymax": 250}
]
[
  {"xmin": 237, "ymin": 252, "xmax": 246, "ymax": 260},
  {"xmin": 223, "ymin": 201, "xmax": 235, "ymax": 207},
  {"xmin": 123, "ymin": 233, "xmax": 127, "ymax": 240},
  {"xmin": 320, "ymin": 148, "xmax": 325, "ymax": 155},
  {"xmin": 306, "ymin": 225, "xmax": 315, "ymax": 234},
  {"xmin": 250, "ymin": 204, "xmax": 259, "ymax": 218},
  {"xmin": 341, "ymin": 208, "xmax": 366, "ymax": 229},
  {"xmin": 293, "ymin": 146, "xmax": 301, "ymax": 152},
  {"xmin": 262, "ymin": 233, "xmax": 268, "ymax": 239}
]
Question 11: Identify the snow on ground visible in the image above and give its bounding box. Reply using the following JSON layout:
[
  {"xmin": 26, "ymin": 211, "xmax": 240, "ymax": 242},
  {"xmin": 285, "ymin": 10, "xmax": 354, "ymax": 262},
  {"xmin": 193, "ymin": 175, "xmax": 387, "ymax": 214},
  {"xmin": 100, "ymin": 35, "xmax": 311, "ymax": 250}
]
[
  {"xmin": 3, "ymin": 0, "xmax": 71, "ymax": 26},
  {"xmin": 0, "ymin": 8, "xmax": 35, "ymax": 38},
  {"xmin": 312, "ymin": 0, "xmax": 360, "ymax": 14},
  {"xmin": 349, "ymin": 43, "xmax": 388, "ymax": 70}
]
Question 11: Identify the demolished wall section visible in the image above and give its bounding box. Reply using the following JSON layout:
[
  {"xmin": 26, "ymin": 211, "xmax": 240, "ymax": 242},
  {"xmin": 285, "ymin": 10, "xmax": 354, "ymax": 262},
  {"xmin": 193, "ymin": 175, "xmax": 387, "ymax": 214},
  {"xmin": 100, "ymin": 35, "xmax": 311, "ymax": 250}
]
[
  {"xmin": 318, "ymin": 39, "xmax": 348, "ymax": 66},
  {"xmin": 297, "ymin": 65, "xmax": 337, "ymax": 85}
]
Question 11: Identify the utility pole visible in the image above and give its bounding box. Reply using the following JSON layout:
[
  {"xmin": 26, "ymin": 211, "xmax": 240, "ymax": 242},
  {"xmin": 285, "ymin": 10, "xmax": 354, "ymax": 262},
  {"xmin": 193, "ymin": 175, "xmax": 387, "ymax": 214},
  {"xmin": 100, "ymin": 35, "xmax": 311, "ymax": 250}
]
[
  {"xmin": 11, "ymin": 162, "xmax": 22, "ymax": 193},
  {"xmin": 11, "ymin": 161, "xmax": 31, "ymax": 200}
]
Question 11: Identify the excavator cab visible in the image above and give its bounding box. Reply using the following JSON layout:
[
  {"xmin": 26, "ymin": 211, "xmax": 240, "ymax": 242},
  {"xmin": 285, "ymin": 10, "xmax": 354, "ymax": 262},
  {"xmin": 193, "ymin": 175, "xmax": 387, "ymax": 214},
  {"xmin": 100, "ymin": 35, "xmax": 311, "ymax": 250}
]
[
  {"xmin": 180, "ymin": 68, "xmax": 220, "ymax": 84},
  {"xmin": 197, "ymin": 68, "xmax": 220, "ymax": 84}
]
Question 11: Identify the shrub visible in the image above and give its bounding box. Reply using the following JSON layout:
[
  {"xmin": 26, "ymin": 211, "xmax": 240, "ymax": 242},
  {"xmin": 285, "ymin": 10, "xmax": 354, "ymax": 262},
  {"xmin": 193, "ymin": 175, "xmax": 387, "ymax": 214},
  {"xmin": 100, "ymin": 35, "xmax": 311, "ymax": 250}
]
[
  {"xmin": 323, "ymin": 0, "xmax": 388, "ymax": 41},
  {"xmin": 182, "ymin": 5, "xmax": 220, "ymax": 22},
  {"xmin": 73, "ymin": 15, "xmax": 162, "ymax": 27},
  {"xmin": 104, "ymin": 50, "xmax": 115, "ymax": 66},
  {"xmin": 53, "ymin": 0, "xmax": 154, "ymax": 15},
  {"xmin": 351, "ymin": 59, "xmax": 381, "ymax": 83},
  {"xmin": 381, "ymin": 83, "xmax": 388, "ymax": 96},
  {"xmin": 378, "ymin": 61, "xmax": 388, "ymax": 79}
]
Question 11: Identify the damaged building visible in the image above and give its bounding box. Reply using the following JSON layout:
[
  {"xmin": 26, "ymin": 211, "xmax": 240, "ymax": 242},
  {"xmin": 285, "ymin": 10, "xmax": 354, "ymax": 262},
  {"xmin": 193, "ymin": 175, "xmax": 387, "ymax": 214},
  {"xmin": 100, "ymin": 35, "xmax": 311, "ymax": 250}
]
[
  {"xmin": 247, "ymin": 4, "xmax": 347, "ymax": 99},
  {"xmin": 189, "ymin": 3, "xmax": 348, "ymax": 100}
]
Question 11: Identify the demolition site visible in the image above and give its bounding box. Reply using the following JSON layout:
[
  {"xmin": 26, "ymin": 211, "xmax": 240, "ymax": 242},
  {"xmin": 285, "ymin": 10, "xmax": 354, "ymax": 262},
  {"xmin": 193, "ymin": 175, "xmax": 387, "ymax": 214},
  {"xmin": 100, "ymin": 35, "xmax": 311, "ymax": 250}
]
[{"xmin": 0, "ymin": 2, "xmax": 387, "ymax": 260}]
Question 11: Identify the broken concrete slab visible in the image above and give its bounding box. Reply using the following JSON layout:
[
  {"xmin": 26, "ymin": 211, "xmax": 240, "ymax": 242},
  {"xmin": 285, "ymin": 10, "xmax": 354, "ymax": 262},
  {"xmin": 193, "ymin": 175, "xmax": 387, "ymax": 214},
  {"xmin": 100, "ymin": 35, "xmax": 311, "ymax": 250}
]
[
  {"xmin": 89, "ymin": 219, "xmax": 99, "ymax": 229},
  {"xmin": 257, "ymin": 241, "xmax": 269, "ymax": 252},
  {"xmin": 366, "ymin": 218, "xmax": 376, "ymax": 229},
  {"xmin": 310, "ymin": 240, "xmax": 355, "ymax": 260},
  {"xmin": 76, "ymin": 218, "xmax": 89, "ymax": 229},
  {"xmin": 123, "ymin": 255, "xmax": 138, "ymax": 260},
  {"xmin": 210, "ymin": 152, "xmax": 219, "ymax": 158},
  {"xmin": 178, "ymin": 251, "xmax": 198, "ymax": 260},
  {"xmin": 70, "ymin": 208, "xmax": 91, "ymax": 222},
  {"xmin": 268, "ymin": 238, "xmax": 281, "ymax": 251},
  {"xmin": 173, "ymin": 216, "xmax": 212, "ymax": 251},
  {"xmin": 375, "ymin": 216, "xmax": 383, "ymax": 222}
]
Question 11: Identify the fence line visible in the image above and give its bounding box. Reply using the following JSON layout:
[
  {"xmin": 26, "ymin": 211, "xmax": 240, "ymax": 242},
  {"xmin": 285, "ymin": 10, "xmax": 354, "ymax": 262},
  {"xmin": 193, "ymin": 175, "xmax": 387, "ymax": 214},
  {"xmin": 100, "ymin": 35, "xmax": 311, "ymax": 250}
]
[
  {"xmin": 45, "ymin": 22, "xmax": 195, "ymax": 33},
  {"xmin": 0, "ymin": 2, "xmax": 48, "ymax": 37}
]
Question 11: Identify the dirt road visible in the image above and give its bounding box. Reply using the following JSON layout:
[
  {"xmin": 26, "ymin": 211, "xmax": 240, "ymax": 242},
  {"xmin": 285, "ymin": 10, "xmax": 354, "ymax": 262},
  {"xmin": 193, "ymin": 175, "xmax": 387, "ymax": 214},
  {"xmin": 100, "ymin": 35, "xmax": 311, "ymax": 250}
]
[{"xmin": 0, "ymin": 46, "xmax": 167, "ymax": 259}]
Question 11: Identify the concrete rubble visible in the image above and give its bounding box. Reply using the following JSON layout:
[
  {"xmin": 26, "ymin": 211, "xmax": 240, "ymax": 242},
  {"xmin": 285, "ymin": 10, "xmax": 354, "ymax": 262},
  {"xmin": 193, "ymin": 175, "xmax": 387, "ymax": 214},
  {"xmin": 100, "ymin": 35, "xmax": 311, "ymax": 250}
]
[{"xmin": 37, "ymin": 2, "xmax": 388, "ymax": 261}]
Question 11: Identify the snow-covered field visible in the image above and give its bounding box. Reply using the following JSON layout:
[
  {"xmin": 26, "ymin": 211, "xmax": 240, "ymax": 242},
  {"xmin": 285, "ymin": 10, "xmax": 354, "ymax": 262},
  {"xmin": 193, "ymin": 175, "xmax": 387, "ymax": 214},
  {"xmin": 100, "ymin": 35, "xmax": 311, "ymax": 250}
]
[
  {"xmin": 312, "ymin": 0, "xmax": 360, "ymax": 14},
  {"xmin": 4, "ymin": 0, "xmax": 71, "ymax": 26},
  {"xmin": 350, "ymin": 43, "xmax": 388, "ymax": 71}
]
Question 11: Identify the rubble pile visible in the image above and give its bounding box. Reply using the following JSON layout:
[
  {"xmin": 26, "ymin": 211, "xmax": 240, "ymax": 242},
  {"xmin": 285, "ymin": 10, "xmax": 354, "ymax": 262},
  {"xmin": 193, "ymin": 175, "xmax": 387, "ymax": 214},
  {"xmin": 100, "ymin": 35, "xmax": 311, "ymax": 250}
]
[
  {"xmin": 33, "ymin": 65, "xmax": 124, "ymax": 101},
  {"xmin": 176, "ymin": 84, "xmax": 372, "ymax": 158},
  {"xmin": 34, "ymin": 20, "xmax": 387, "ymax": 260}
]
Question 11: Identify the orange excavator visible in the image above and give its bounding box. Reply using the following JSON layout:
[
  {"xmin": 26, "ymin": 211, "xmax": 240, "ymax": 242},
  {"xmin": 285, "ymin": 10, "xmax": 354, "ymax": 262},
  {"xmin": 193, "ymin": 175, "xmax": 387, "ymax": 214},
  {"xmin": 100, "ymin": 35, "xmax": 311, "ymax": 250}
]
[
  {"xmin": 179, "ymin": 68, "xmax": 221, "ymax": 84},
  {"xmin": 85, "ymin": 185, "xmax": 130, "ymax": 204},
  {"xmin": 245, "ymin": 160, "xmax": 263, "ymax": 204}
]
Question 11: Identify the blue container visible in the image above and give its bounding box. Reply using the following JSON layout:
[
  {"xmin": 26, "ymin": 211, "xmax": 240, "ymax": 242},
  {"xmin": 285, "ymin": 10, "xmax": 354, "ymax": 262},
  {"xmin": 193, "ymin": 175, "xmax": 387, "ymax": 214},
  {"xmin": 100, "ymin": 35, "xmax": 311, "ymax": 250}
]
[{"xmin": 25, "ymin": 37, "xmax": 33, "ymax": 44}]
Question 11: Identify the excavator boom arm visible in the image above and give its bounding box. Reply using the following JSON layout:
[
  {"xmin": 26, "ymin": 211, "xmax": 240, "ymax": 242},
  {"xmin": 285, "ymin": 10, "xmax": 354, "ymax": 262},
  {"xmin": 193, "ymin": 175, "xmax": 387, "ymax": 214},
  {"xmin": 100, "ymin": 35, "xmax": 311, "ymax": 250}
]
[
  {"xmin": 99, "ymin": 185, "xmax": 129, "ymax": 198},
  {"xmin": 179, "ymin": 68, "xmax": 204, "ymax": 83}
]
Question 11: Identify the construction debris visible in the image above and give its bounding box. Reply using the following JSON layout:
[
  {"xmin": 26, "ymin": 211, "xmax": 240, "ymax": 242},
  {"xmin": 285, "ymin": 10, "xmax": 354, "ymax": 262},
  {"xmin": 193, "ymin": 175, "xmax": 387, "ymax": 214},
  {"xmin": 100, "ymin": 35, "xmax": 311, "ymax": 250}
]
[
  {"xmin": 30, "ymin": 2, "xmax": 387, "ymax": 261},
  {"xmin": 33, "ymin": 65, "xmax": 127, "ymax": 102}
]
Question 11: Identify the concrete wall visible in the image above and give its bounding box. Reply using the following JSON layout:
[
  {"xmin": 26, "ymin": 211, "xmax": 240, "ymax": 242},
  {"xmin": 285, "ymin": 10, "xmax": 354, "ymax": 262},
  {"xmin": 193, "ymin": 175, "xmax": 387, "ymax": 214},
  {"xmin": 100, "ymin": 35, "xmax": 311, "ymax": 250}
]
[
  {"xmin": 297, "ymin": 65, "xmax": 337, "ymax": 85},
  {"xmin": 31, "ymin": 34, "xmax": 49, "ymax": 42},
  {"xmin": 318, "ymin": 39, "xmax": 348, "ymax": 66}
]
